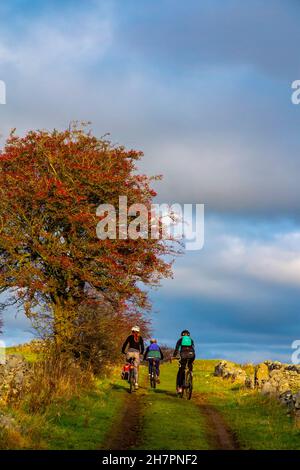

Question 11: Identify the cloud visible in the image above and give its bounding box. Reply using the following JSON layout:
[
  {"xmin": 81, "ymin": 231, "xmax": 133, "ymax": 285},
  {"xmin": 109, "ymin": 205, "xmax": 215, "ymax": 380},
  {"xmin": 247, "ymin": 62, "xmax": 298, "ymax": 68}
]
[
  {"xmin": 161, "ymin": 217, "xmax": 300, "ymax": 300},
  {"xmin": 118, "ymin": 0, "xmax": 300, "ymax": 79},
  {"xmin": 0, "ymin": 1, "xmax": 299, "ymax": 215},
  {"xmin": 1, "ymin": 307, "xmax": 35, "ymax": 346},
  {"xmin": 0, "ymin": 1, "xmax": 300, "ymax": 361}
]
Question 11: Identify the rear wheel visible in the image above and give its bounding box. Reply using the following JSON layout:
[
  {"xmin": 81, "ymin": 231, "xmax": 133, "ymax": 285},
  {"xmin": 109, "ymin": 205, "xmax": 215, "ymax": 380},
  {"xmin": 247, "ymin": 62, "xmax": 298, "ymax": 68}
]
[
  {"xmin": 185, "ymin": 371, "xmax": 193, "ymax": 400},
  {"xmin": 129, "ymin": 368, "xmax": 135, "ymax": 393},
  {"xmin": 150, "ymin": 361, "xmax": 156, "ymax": 388}
]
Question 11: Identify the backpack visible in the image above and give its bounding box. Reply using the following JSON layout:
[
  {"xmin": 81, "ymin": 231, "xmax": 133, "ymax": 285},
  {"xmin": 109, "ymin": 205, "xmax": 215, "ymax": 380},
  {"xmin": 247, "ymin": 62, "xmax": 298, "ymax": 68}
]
[
  {"xmin": 181, "ymin": 336, "xmax": 192, "ymax": 347},
  {"xmin": 180, "ymin": 336, "xmax": 195, "ymax": 359}
]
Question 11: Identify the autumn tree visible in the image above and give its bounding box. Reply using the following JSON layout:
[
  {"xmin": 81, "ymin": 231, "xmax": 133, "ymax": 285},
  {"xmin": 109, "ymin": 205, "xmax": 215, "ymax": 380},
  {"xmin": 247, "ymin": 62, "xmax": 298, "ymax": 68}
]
[{"xmin": 0, "ymin": 125, "xmax": 175, "ymax": 353}]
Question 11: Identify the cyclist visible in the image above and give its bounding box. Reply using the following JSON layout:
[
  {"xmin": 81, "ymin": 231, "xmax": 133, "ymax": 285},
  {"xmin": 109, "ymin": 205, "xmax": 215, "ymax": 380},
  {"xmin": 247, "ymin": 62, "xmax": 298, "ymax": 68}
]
[
  {"xmin": 173, "ymin": 330, "xmax": 195, "ymax": 394},
  {"xmin": 144, "ymin": 338, "xmax": 164, "ymax": 383},
  {"xmin": 121, "ymin": 326, "xmax": 144, "ymax": 390}
]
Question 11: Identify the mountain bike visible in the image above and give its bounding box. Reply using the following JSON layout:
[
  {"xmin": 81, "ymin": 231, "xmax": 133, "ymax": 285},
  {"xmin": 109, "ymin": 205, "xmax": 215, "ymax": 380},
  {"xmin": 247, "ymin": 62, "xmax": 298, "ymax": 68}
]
[
  {"xmin": 177, "ymin": 359, "xmax": 193, "ymax": 400},
  {"xmin": 127, "ymin": 357, "xmax": 136, "ymax": 393},
  {"xmin": 149, "ymin": 358, "xmax": 157, "ymax": 388}
]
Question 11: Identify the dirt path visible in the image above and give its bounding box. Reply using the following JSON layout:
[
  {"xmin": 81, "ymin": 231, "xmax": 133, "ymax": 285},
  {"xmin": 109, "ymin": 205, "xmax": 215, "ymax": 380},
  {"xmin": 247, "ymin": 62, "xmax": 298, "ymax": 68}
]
[
  {"xmin": 104, "ymin": 384, "xmax": 146, "ymax": 450},
  {"xmin": 102, "ymin": 368, "xmax": 239, "ymax": 451},
  {"xmin": 194, "ymin": 393, "xmax": 239, "ymax": 450}
]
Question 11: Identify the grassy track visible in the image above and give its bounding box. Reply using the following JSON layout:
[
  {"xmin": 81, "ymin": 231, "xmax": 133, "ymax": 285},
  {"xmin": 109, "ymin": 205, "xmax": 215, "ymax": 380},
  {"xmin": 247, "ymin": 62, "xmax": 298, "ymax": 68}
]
[
  {"xmin": 1, "ymin": 359, "xmax": 300, "ymax": 449},
  {"xmin": 137, "ymin": 362, "xmax": 210, "ymax": 450}
]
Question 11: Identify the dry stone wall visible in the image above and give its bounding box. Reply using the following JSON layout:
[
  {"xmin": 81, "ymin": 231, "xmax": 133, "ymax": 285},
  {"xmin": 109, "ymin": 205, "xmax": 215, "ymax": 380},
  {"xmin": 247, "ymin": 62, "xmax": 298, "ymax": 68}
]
[
  {"xmin": 0, "ymin": 355, "xmax": 32, "ymax": 404},
  {"xmin": 214, "ymin": 360, "xmax": 300, "ymax": 418}
]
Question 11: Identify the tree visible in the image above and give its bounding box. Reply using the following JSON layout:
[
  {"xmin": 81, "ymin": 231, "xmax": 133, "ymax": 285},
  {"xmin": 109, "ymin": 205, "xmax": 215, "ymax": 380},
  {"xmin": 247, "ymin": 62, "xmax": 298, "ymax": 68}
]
[{"xmin": 0, "ymin": 124, "xmax": 176, "ymax": 349}]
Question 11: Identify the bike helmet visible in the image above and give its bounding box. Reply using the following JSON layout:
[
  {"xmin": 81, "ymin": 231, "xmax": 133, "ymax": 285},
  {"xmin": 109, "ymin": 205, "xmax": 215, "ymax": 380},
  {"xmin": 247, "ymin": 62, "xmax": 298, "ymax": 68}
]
[
  {"xmin": 132, "ymin": 325, "xmax": 140, "ymax": 333},
  {"xmin": 181, "ymin": 329, "xmax": 190, "ymax": 336}
]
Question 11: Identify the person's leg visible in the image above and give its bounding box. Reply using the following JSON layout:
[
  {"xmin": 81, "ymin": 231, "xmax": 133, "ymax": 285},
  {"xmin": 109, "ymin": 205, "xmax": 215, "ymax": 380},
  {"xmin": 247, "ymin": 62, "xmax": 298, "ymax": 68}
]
[
  {"xmin": 180, "ymin": 358, "xmax": 187, "ymax": 386},
  {"xmin": 148, "ymin": 359, "xmax": 152, "ymax": 375},
  {"xmin": 188, "ymin": 357, "xmax": 194, "ymax": 372},
  {"xmin": 176, "ymin": 358, "xmax": 181, "ymax": 387},
  {"xmin": 133, "ymin": 352, "xmax": 140, "ymax": 386},
  {"xmin": 126, "ymin": 352, "xmax": 134, "ymax": 363},
  {"xmin": 176, "ymin": 367, "xmax": 181, "ymax": 388},
  {"xmin": 155, "ymin": 359, "xmax": 160, "ymax": 383},
  {"xmin": 177, "ymin": 358, "xmax": 186, "ymax": 390}
]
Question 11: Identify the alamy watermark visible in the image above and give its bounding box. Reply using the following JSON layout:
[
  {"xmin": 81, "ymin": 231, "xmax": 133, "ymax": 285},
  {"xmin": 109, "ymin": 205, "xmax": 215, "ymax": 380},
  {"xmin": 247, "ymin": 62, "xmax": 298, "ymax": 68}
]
[
  {"xmin": 0, "ymin": 80, "xmax": 6, "ymax": 104},
  {"xmin": 96, "ymin": 197, "xmax": 204, "ymax": 251},
  {"xmin": 291, "ymin": 340, "xmax": 300, "ymax": 365}
]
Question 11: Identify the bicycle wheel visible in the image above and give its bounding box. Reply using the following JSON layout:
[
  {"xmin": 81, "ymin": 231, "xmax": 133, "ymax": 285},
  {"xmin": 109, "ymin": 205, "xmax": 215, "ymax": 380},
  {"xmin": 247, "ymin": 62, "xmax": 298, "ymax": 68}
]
[
  {"xmin": 178, "ymin": 372, "xmax": 184, "ymax": 398},
  {"xmin": 151, "ymin": 371, "xmax": 156, "ymax": 388},
  {"xmin": 150, "ymin": 360, "xmax": 156, "ymax": 388},
  {"xmin": 129, "ymin": 368, "xmax": 135, "ymax": 393},
  {"xmin": 185, "ymin": 371, "xmax": 193, "ymax": 400}
]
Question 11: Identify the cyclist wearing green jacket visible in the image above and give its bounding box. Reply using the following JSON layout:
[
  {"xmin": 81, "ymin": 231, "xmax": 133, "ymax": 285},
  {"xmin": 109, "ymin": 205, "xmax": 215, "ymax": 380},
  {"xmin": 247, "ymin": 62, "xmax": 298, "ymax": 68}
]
[{"xmin": 173, "ymin": 329, "xmax": 195, "ymax": 394}]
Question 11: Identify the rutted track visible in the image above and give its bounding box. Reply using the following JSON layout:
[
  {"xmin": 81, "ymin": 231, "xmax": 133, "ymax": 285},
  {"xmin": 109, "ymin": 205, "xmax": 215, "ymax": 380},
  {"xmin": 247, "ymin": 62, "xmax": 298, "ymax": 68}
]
[
  {"xmin": 101, "ymin": 362, "xmax": 240, "ymax": 451},
  {"xmin": 194, "ymin": 392, "xmax": 239, "ymax": 450},
  {"xmin": 103, "ymin": 381, "xmax": 147, "ymax": 450}
]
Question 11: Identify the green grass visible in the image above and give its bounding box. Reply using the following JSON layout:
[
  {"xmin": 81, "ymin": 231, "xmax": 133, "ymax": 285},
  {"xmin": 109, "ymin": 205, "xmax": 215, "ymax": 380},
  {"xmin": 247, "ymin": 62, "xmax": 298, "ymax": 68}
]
[
  {"xmin": 41, "ymin": 375, "xmax": 126, "ymax": 449},
  {"xmin": 2, "ymin": 358, "xmax": 300, "ymax": 450},
  {"xmin": 6, "ymin": 368, "xmax": 127, "ymax": 450},
  {"xmin": 193, "ymin": 359, "xmax": 300, "ymax": 450},
  {"xmin": 6, "ymin": 346, "xmax": 39, "ymax": 363},
  {"xmin": 138, "ymin": 362, "xmax": 210, "ymax": 450}
]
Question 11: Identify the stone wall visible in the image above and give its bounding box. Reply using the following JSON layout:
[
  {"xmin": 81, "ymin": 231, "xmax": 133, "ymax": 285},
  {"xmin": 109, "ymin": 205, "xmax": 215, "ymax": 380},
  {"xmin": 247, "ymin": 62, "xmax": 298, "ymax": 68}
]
[
  {"xmin": 214, "ymin": 360, "xmax": 300, "ymax": 418},
  {"xmin": 214, "ymin": 360, "xmax": 247, "ymax": 384},
  {"xmin": 0, "ymin": 355, "xmax": 32, "ymax": 404}
]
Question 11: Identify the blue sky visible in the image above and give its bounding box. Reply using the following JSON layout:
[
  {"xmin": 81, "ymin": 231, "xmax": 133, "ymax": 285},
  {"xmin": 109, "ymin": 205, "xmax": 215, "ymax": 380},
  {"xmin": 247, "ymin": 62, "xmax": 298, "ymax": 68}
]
[{"xmin": 0, "ymin": 0, "xmax": 300, "ymax": 362}]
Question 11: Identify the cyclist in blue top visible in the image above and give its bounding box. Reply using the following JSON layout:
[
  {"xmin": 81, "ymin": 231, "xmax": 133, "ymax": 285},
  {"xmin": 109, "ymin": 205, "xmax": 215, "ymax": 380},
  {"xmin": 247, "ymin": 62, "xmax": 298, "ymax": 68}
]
[{"xmin": 144, "ymin": 338, "xmax": 164, "ymax": 383}]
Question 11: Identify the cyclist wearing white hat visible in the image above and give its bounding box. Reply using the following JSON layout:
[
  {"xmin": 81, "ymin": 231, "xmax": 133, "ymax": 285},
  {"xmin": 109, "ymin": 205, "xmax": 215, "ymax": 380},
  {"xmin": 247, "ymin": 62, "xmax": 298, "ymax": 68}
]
[{"xmin": 121, "ymin": 326, "xmax": 144, "ymax": 390}]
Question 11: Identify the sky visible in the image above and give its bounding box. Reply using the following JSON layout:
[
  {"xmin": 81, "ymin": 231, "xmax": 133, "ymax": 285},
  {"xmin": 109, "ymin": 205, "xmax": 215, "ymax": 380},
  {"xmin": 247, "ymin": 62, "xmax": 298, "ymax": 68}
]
[{"xmin": 0, "ymin": 0, "xmax": 300, "ymax": 362}]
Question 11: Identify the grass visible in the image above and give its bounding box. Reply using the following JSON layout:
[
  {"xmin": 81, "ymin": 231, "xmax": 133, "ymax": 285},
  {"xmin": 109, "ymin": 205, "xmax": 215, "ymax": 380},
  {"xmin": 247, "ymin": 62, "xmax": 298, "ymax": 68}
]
[
  {"xmin": 39, "ymin": 372, "xmax": 126, "ymax": 449},
  {"xmin": 193, "ymin": 359, "xmax": 300, "ymax": 450},
  {"xmin": 6, "ymin": 345, "xmax": 39, "ymax": 363},
  {"xmin": 1, "ymin": 355, "xmax": 300, "ymax": 449},
  {"xmin": 2, "ymin": 367, "xmax": 126, "ymax": 450},
  {"xmin": 137, "ymin": 362, "xmax": 210, "ymax": 450}
]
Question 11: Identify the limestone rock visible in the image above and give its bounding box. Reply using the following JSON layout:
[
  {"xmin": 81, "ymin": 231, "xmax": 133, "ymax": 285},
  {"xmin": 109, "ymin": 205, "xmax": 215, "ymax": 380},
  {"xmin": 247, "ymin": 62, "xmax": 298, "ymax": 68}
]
[
  {"xmin": 0, "ymin": 354, "xmax": 32, "ymax": 404},
  {"xmin": 255, "ymin": 363, "xmax": 269, "ymax": 387},
  {"xmin": 214, "ymin": 360, "xmax": 246, "ymax": 384}
]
